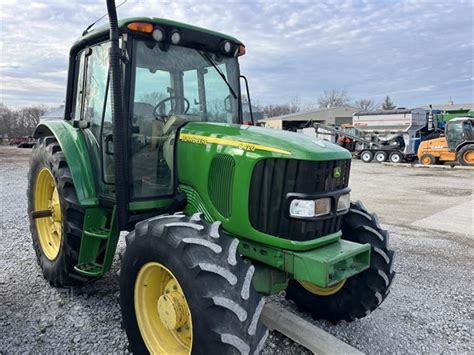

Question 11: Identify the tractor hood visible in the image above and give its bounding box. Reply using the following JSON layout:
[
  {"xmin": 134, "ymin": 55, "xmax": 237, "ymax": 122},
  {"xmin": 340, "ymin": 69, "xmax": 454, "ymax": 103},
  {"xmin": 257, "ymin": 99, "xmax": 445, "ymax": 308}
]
[{"xmin": 179, "ymin": 122, "xmax": 351, "ymax": 161}]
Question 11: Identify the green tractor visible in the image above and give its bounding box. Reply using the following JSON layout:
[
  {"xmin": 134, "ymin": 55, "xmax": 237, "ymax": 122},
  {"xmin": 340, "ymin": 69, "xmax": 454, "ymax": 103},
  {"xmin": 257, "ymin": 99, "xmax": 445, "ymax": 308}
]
[{"xmin": 27, "ymin": 1, "xmax": 395, "ymax": 353}]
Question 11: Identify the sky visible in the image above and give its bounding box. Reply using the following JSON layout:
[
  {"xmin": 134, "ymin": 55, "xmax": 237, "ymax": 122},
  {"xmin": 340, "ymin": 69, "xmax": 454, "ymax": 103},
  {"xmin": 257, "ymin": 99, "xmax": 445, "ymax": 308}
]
[{"xmin": 0, "ymin": 0, "xmax": 472, "ymax": 109}]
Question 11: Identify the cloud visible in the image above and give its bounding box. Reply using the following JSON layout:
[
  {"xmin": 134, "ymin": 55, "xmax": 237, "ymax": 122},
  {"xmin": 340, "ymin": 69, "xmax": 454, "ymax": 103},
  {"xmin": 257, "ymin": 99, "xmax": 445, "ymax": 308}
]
[{"xmin": 0, "ymin": 0, "xmax": 472, "ymax": 109}]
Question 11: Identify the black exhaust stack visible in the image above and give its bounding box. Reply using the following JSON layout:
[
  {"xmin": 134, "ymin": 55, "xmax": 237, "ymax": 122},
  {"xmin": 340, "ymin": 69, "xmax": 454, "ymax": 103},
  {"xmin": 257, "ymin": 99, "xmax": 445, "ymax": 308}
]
[{"xmin": 106, "ymin": 0, "xmax": 129, "ymax": 229}]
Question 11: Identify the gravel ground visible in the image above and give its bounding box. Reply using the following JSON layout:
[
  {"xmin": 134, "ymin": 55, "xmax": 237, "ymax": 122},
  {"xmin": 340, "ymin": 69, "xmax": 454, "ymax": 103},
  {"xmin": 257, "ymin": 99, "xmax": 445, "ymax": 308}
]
[{"xmin": 1, "ymin": 146, "xmax": 472, "ymax": 354}]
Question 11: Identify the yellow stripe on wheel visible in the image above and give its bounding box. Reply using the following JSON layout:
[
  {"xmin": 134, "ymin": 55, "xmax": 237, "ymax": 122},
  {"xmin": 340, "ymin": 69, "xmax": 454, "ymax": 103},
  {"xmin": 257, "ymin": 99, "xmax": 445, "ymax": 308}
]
[{"xmin": 298, "ymin": 280, "xmax": 346, "ymax": 296}]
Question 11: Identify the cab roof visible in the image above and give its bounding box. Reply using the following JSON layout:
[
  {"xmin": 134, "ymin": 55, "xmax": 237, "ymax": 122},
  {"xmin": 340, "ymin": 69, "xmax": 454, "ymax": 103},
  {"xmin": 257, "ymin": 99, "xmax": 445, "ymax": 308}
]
[{"xmin": 72, "ymin": 17, "xmax": 243, "ymax": 51}]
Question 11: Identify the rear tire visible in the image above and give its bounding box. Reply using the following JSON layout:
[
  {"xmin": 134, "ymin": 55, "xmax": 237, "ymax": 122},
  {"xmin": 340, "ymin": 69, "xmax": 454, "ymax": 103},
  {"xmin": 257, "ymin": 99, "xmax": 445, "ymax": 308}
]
[
  {"xmin": 120, "ymin": 213, "xmax": 268, "ymax": 354},
  {"xmin": 457, "ymin": 144, "xmax": 474, "ymax": 166},
  {"xmin": 389, "ymin": 152, "xmax": 403, "ymax": 163},
  {"xmin": 27, "ymin": 136, "xmax": 91, "ymax": 287},
  {"xmin": 360, "ymin": 151, "xmax": 373, "ymax": 163},
  {"xmin": 374, "ymin": 151, "xmax": 388, "ymax": 163},
  {"xmin": 285, "ymin": 201, "xmax": 395, "ymax": 324},
  {"xmin": 419, "ymin": 153, "xmax": 436, "ymax": 165}
]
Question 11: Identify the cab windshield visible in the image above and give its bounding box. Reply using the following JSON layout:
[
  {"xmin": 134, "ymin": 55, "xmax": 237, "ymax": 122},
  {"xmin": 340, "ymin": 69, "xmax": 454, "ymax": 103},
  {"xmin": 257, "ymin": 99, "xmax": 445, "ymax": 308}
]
[
  {"xmin": 131, "ymin": 40, "xmax": 240, "ymax": 124},
  {"xmin": 129, "ymin": 40, "xmax": 240, "ymax": 200}
]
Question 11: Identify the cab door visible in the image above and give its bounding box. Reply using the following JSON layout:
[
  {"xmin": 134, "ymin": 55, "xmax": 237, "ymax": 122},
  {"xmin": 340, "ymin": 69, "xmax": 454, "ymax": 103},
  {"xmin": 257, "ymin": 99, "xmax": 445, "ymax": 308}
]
[
  {"xmin": 71, "ymin": 41, "xmax": 115, "ymax": 200},
  {"xmin": 446, "ymin": 121, "xmax": 465, "ymax": 150}
]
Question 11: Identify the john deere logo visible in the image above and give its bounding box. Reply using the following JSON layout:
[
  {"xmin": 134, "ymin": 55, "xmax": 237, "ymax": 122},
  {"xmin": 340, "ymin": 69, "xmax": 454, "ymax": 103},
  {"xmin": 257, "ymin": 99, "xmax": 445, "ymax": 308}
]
[{"xmin": 333, "ymin": 167, "xmax": 342, "ymax": 178}]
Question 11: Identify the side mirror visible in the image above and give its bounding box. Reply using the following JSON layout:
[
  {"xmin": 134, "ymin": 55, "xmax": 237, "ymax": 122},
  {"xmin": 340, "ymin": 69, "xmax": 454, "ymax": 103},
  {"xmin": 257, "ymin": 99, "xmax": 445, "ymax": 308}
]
[{"xmin": 240, "ymin": 75, "xmax": 254, "ymax": 125}]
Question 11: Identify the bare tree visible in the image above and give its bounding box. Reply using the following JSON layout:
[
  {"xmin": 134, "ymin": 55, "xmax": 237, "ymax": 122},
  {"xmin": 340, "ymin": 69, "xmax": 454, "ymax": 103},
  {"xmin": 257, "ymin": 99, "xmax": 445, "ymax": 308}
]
[
  {"xmin": 317, "ymin": 89, "xmax": 350, "ymax": 108},
  {"xmin": 140, "ymin": 92, "xmax": 167, "ymax": 105},
  {"xmin": 0, "ymin": 104, "xmax": 14, "ymax": 138},
  {"xmin": 262, "ymin": 97, "xmax": 302, "ymax": 118},
  {"xmin": 0, "ymin": 104, "xmax": 48, "ymax": 138},
  {"xmin": 354, "ymin": 98, "xmax": 379, "ymax": 111}
]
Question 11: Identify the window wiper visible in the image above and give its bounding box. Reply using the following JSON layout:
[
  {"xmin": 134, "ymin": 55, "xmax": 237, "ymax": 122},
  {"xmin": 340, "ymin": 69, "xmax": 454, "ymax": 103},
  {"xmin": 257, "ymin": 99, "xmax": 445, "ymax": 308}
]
[{"xmin": 199, "ymin": 50, "xmax": 237, "ymax": 99}]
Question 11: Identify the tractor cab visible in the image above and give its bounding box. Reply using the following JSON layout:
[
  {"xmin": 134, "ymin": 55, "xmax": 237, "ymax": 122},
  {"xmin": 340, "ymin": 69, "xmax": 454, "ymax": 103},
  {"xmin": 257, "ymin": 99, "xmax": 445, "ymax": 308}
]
[
  {"xmin": 445, "ymin": 117, "xmax": 474, "ymax": 150},
  {"xmin": 61, "ymin": 18, "xmax": 246, "ymax": 216}
]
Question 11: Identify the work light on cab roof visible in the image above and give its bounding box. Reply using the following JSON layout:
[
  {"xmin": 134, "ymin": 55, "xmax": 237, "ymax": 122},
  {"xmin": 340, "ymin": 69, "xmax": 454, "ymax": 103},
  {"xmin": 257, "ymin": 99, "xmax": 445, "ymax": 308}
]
[{"xmin": 126, "ymin": 20, "xmax": 246, "ymax": 57}]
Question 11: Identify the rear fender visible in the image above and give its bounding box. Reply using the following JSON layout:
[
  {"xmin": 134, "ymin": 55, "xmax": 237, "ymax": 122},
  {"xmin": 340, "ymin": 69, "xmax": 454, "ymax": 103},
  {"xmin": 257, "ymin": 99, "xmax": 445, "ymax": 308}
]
[{"xmin": 34, "ymin": 121, "xmax": 98, "ymax": 207}]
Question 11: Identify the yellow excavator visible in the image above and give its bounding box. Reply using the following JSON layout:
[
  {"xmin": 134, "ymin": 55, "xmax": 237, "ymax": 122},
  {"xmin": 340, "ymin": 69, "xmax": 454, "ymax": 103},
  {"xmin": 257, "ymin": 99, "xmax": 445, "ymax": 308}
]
[{"xmin": 417, "ymin": 117, "xmax": 474, "ymax": 166}]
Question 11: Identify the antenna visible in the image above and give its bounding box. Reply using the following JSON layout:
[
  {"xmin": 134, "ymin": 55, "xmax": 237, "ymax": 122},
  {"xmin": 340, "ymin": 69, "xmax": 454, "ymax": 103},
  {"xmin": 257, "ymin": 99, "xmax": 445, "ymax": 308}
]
[{"xmin": 82, "ymin": 0, "xmax": 127, "ymax": 36}]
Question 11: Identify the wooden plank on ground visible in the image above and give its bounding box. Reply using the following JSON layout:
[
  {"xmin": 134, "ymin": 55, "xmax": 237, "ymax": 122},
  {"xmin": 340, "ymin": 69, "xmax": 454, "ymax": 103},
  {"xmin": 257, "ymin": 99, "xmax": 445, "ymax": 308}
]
[{"xmin": 261, "ymin": 302, "xmax": 363, "ymax": 355}]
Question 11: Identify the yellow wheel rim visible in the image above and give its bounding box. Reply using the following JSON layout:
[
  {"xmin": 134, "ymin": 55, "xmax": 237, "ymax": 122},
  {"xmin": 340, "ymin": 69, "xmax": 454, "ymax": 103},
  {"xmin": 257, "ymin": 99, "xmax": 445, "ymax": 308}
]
[
  {"xmin": 34, "ymin": 168, "xmax": 62, "ymax": 260},
  {"xmin": 463, "ymin": 150, "xmax": 474, "ymax": 163},
  {"xmin": 134, "ymin": 262, "xmax": 193, "ymax": 354},
  {"xmin": 299, "ymin": 280, "xmax": 346, "ymax": 296}
]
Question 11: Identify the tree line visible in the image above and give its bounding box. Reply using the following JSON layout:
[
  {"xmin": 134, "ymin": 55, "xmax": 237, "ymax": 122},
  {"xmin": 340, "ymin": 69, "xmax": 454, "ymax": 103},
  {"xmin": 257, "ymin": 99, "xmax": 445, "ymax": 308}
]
[
  {"xmin": 0, "ymin": 103, "xmax": 48, "ymax": 138},
  {"xmin": 251, "ymin": 90, "xmax": 397, "ymax": 118}
]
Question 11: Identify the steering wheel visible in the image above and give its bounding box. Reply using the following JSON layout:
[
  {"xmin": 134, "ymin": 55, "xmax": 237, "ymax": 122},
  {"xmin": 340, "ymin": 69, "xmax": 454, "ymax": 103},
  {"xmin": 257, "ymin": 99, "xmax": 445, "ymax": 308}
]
[{"xmin": 153, "ymin": 96, "xmax": 190, "ymax": 121}]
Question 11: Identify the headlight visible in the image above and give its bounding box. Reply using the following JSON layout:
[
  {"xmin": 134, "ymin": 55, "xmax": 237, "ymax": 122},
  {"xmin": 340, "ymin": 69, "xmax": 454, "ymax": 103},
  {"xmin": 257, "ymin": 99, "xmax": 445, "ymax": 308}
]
[
  {"xmin": 289, "ymin": 199, "xmax": 315, "ymax": 218},
  {"xmin": 337, "ymin": 193, "xmax": 351, "ymax": 212},
  {"xmin": 289, "ymin": 197, "xmax": 332, "ymax": 218},
  {"xmin": 315, "ymin": 197, "xmax": 331, "ymax": 217}
]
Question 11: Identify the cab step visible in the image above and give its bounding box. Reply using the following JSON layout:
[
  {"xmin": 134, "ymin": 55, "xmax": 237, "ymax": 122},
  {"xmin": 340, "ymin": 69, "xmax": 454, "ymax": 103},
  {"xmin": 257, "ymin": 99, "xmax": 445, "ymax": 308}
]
[
  {"xmin": 84, "ymin": 227, "xmax": 111, "ymax": 240},
  {"xmin": 74, "ymin": 207, "xmax": 119, "ymax": 278},
  {"xmin": 74, "ymin": 262, "xmax": 104, "ymax": 277}
]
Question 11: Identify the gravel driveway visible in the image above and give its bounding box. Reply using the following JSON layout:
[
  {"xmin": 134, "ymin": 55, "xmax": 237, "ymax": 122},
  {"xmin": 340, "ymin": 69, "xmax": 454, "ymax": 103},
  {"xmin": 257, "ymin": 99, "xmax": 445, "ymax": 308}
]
[{"xmin": 1, "ymin": 146, "xmax": 472, "ymax": 353}]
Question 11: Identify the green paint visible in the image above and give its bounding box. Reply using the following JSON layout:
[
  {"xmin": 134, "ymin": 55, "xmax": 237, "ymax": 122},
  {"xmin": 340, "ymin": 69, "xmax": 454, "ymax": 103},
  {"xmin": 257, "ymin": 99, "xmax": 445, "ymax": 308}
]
[
  {"xmin": 442, "ymin": 109, "xmax": 473, "ymax": 121},
  {"xmin": 179, "ymin": 185, "xmax": 214, "ymax": 222},
  {"xmin": 177, "ymin": 122, "xmax": 350, "ymax": 251},
  {"xmin": 75, "ymin": 207, "xmax": 120, "ymax": 277},
  {"xmin": 75, "ymin": 207, "xmax": 109, "ymax": 277},
  {"xmin": 129, "ymin": 199, "xmax": 174, "ymax": 212},
  {"xmin": 238, "ymin": 237, "xmax": 370, "ymax": 289},
  {"xmin": 251, "ymin": 263, "xmax": 289, "ymax": 295},
  {"xmin": 101, "ymin": 207, "xmax": 120, "ymax": 273},
  {"xmin": 34, "ymin": 121, "xmax": 98, "ymax": 207},
  {"xmin": 292, "ymin": 239, "xmax": 371, "ymax": 287},
  {"xmin": 208, "ymin": 154, "xmax": 235, "ymax": 218}
]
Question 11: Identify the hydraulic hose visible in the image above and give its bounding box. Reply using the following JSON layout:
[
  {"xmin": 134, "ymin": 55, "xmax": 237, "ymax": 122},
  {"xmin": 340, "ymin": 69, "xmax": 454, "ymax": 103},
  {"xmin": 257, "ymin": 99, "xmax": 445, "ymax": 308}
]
[{"xmin": 106, "ymin": 0, "xmax": 129, "ymax": 228}]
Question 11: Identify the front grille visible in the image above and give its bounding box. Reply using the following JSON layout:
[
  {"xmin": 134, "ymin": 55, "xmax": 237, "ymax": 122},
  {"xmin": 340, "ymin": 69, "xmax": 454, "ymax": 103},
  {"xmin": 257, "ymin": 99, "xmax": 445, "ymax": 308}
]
[{"xmin": 248, "ymin": 158, "xmax": 351, "ymax": 241}]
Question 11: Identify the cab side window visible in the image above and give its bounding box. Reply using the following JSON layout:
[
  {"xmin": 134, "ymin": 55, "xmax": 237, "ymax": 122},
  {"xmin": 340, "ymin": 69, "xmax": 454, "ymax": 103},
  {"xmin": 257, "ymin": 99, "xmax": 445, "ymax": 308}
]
[
  {"xmin": 82, "ymin": 42, "xmax": 111, "ymax": 142},
  {"xmin": 72, "ymin": 42, "xmax": 114, "ymax": 193}
]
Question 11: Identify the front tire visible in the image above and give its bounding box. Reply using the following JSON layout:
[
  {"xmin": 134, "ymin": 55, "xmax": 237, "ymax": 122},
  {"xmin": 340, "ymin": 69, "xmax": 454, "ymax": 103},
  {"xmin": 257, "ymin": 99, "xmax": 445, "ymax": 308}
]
[
  {"xmin": 285, "ymin": 201, "xmax": 395, "ymax": 324},
  {"xmin": 419, "ymin": 153, "xmax": 436, "ymax": 165},
  {"xmin": 120, "ymin": 213, "xmax": 268, "ymax": 354},
  {"xmin": 27, "ymin": 136, "xmax": 90, "ymax": 287}
]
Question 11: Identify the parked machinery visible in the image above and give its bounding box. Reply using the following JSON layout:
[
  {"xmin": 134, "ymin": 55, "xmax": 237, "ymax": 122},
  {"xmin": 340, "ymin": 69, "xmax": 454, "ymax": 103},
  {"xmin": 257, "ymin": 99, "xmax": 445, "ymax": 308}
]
[
  {"xmin": 417, "ymin": 117, "xmax": 474, "ymax": 166},
  {"xmin": 351, "ymin": 108, "xmax": 428, "ymax": 163}
]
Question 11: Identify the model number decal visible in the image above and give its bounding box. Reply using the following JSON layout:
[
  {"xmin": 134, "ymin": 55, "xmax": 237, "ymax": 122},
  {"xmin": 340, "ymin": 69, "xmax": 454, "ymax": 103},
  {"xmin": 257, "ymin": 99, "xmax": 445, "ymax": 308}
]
[{"xmin": 179, "ymin": 133, "xmax": 291, "ymax": 155}]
